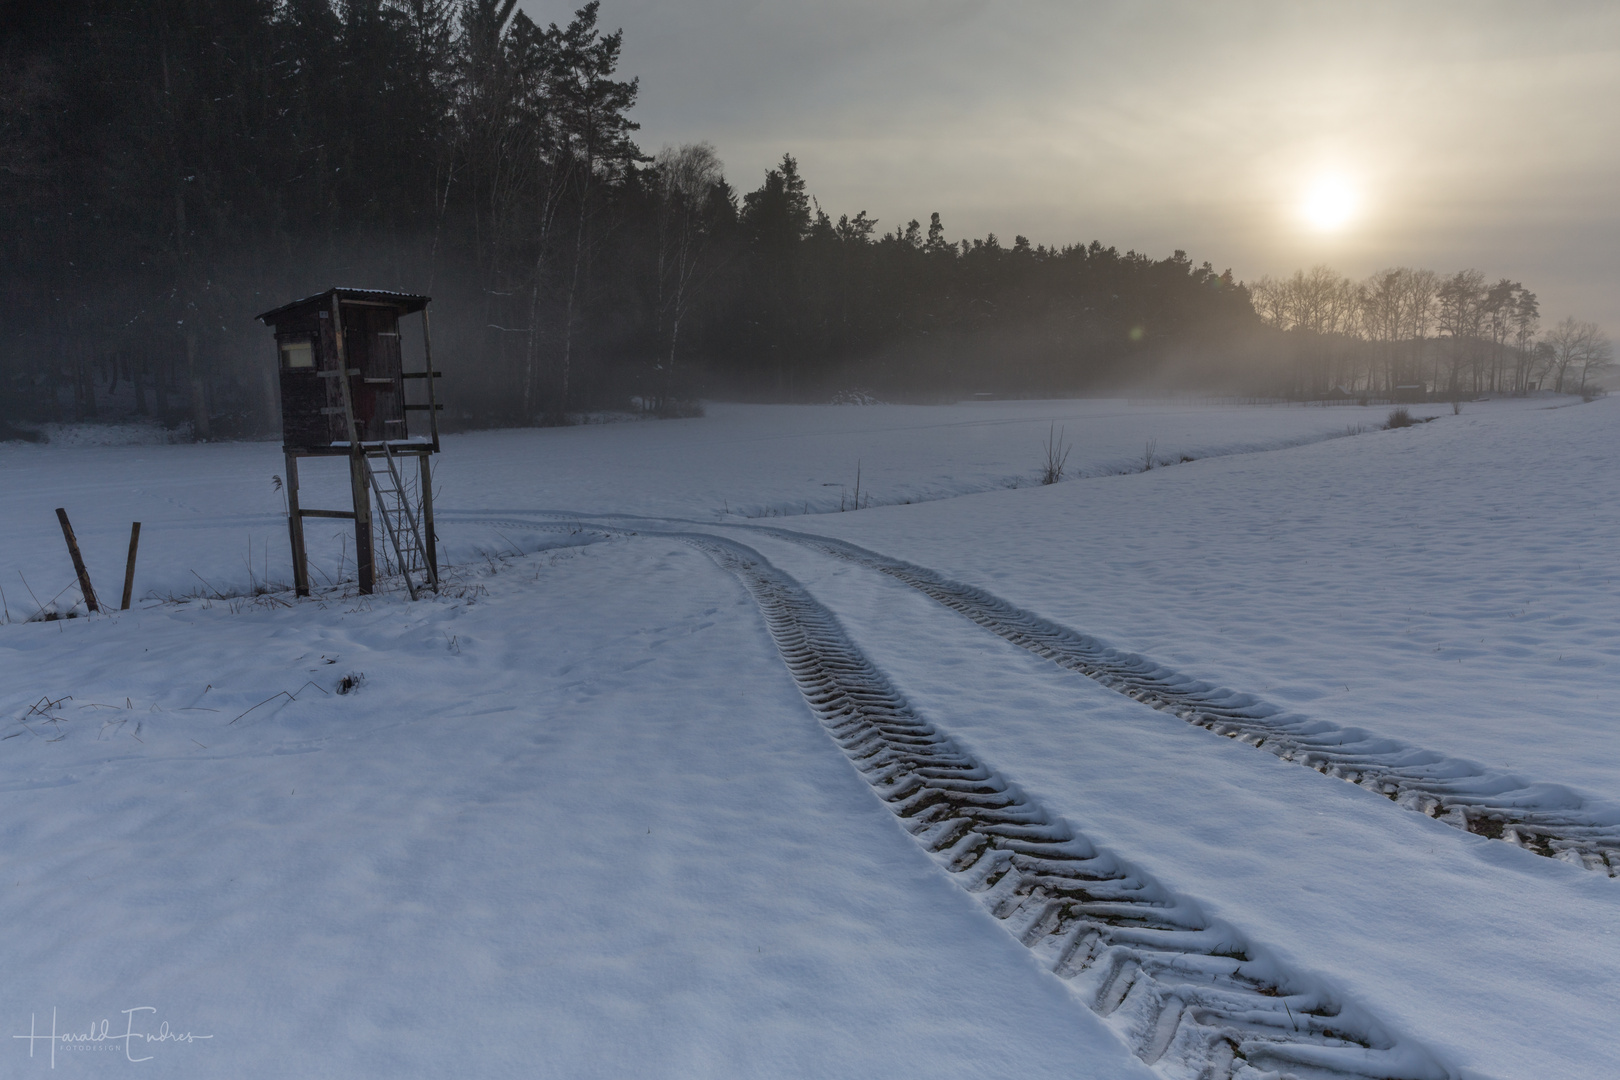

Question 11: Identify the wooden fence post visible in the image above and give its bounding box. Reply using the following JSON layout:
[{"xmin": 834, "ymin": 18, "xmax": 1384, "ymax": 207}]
[
  {"xmin": 120, "ymin": 522, "xmax": 141, "ymax": 610},
  {"xmin": 54, "ymin": 508, "xmax": 100, "ymax": 613}
]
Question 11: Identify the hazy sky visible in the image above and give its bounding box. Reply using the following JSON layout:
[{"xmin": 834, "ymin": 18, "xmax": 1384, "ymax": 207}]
[{"xmin": 523, "ymin": 1, "xmax": 1620, "ymax": 332}]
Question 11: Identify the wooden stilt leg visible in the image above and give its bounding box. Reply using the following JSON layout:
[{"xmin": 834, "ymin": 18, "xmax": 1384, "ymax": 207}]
[
  {"xmin": 351, "ymin": 454, "xmax": 374, "ymax": 595},
  {"xmin": 418, "ymin": 453, "xmax": 438, "ymax": 590},
  {"xmin": 285, "ymin": 453, "xmax": 310, "ymax": 597}
]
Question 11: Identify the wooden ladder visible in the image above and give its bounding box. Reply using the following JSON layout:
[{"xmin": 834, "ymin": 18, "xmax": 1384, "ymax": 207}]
[{"xmin": 364, "ymin": 444, "xmax": 435, "ymax": 599}]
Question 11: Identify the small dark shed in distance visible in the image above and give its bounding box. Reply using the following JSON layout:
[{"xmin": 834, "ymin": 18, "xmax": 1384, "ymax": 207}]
[{"xmin": 256, "ymin": 287, "xmax": 443, "ymax": 598}]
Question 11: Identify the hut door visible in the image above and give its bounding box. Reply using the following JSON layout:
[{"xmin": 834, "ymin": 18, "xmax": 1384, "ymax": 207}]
[{"xmin": 340, "ymin": 305, "xmax": 406, "ymax": 441}]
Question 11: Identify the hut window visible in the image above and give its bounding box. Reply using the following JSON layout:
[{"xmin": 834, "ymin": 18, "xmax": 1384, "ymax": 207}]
[{"xmin": 280, "ymin": 339, "xmax": 314, "ymax": 369}]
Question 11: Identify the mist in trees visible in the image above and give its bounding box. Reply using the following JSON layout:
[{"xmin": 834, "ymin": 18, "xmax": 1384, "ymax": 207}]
[
  {"xmin": 2, "ymin": 2, "xmax": 1607, "ymax": 439},
  {"xmin": 1250, "ymin": 266, "xmax": 1608, "ymax": 399},
  {"xmin": 1542, "ymin": 317, "xmax": 1614, "ymax": 396}
]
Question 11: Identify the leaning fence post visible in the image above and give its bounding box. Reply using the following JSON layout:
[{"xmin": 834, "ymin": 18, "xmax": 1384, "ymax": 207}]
[
  {"xmin": 121, "ymin": 522, "xmax": 142, "ymax": 610},
  {"xmin": 54, "ymin": 508, "xmax": 100, "ymax": 613}
]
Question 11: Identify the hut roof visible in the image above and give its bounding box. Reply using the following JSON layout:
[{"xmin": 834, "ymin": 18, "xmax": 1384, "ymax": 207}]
[{"xmin": 256, "ymin": 287, "xmax": 430, "ymax": 324}]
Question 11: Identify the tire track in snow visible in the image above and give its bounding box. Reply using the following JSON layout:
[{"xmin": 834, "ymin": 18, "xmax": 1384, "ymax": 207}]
[
  {"xmin": 736, "ymin": 526, "xmax": 1620, "ymax": 877},
  {"xmin": 442, "ymin": 511, "xmax": 1620, "ymax": 873},
  {"xmin": 442, "ymin": 515, "xmax": 1449, "ymax": 1077},
  {"xmin": 679, "ymin": 533, "xmax": 1448, "ymax": 1080}
]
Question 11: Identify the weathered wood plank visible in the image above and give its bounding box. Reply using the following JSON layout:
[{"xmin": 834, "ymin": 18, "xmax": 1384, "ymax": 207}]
[{"xmin": 54, "ymin": 508, "xmax": 99, "ymax": 613}]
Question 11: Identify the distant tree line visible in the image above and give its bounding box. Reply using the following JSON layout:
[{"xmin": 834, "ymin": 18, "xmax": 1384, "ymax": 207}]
[
  {"xmin": 1251, "ymin": 267, "xmax": 1613, "ymax": 398},
  {"xmin": 0, "ymin": 0, "xmax": 1278, "ymax": 436},
  {"xmin": 11, "ymin": 2, "xmax": 1593, "ymax": 440}
]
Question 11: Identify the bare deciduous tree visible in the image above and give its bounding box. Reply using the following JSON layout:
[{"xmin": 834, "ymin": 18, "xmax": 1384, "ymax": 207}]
[
  {"xmin": 1360, "ymin": 269, "xmax": 1408, "ymax": 393},
  {"xmin": 1542, "ymin": 317, "xmax": 1613, "ymax": 395},
  {"xmin": 653, "ymin": 141, "xmax": 728, "ymax": 406},
  {"xmin": 1250, "ymin": 266, "xmax": 1361, "ymax": 393},
  {"xmin": 1435, "ymin": 269, "xmax": 1484, "ymax": 397}
]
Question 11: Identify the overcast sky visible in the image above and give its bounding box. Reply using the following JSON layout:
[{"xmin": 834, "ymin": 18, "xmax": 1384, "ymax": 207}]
[{"xmin": 523, "ymin": 0, "xmax": 1620, "ymax": 332}]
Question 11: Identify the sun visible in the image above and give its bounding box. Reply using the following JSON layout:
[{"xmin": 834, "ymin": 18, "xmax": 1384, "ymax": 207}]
[{"xmin": 1299, "ymin": 175, "xmax": 1358, "ymax": 232}]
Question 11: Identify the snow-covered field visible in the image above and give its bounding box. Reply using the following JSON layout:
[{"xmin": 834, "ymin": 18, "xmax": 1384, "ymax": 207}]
[
  {"xmin": 1, "ymin": 397, "xmax": 1615, "ymax": 1078},
  {"xmin": 0, "ymin": 399, "xmax": 1375, "ymax": 606}
]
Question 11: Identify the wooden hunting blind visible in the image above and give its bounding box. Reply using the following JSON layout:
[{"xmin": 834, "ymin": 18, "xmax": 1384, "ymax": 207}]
[{"xmin": 256, "ymin": 288, "xmax": 443, "ymax": 599}]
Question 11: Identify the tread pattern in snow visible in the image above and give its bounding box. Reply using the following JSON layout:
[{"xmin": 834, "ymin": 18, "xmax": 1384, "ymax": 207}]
[
  {"xmin": 753, "ymin": 528, "xmax": 1620, "ymax": 877},
  {"xmin": 684, "ymin": 533, "xmax": 1446, "ymax": 1080}
]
